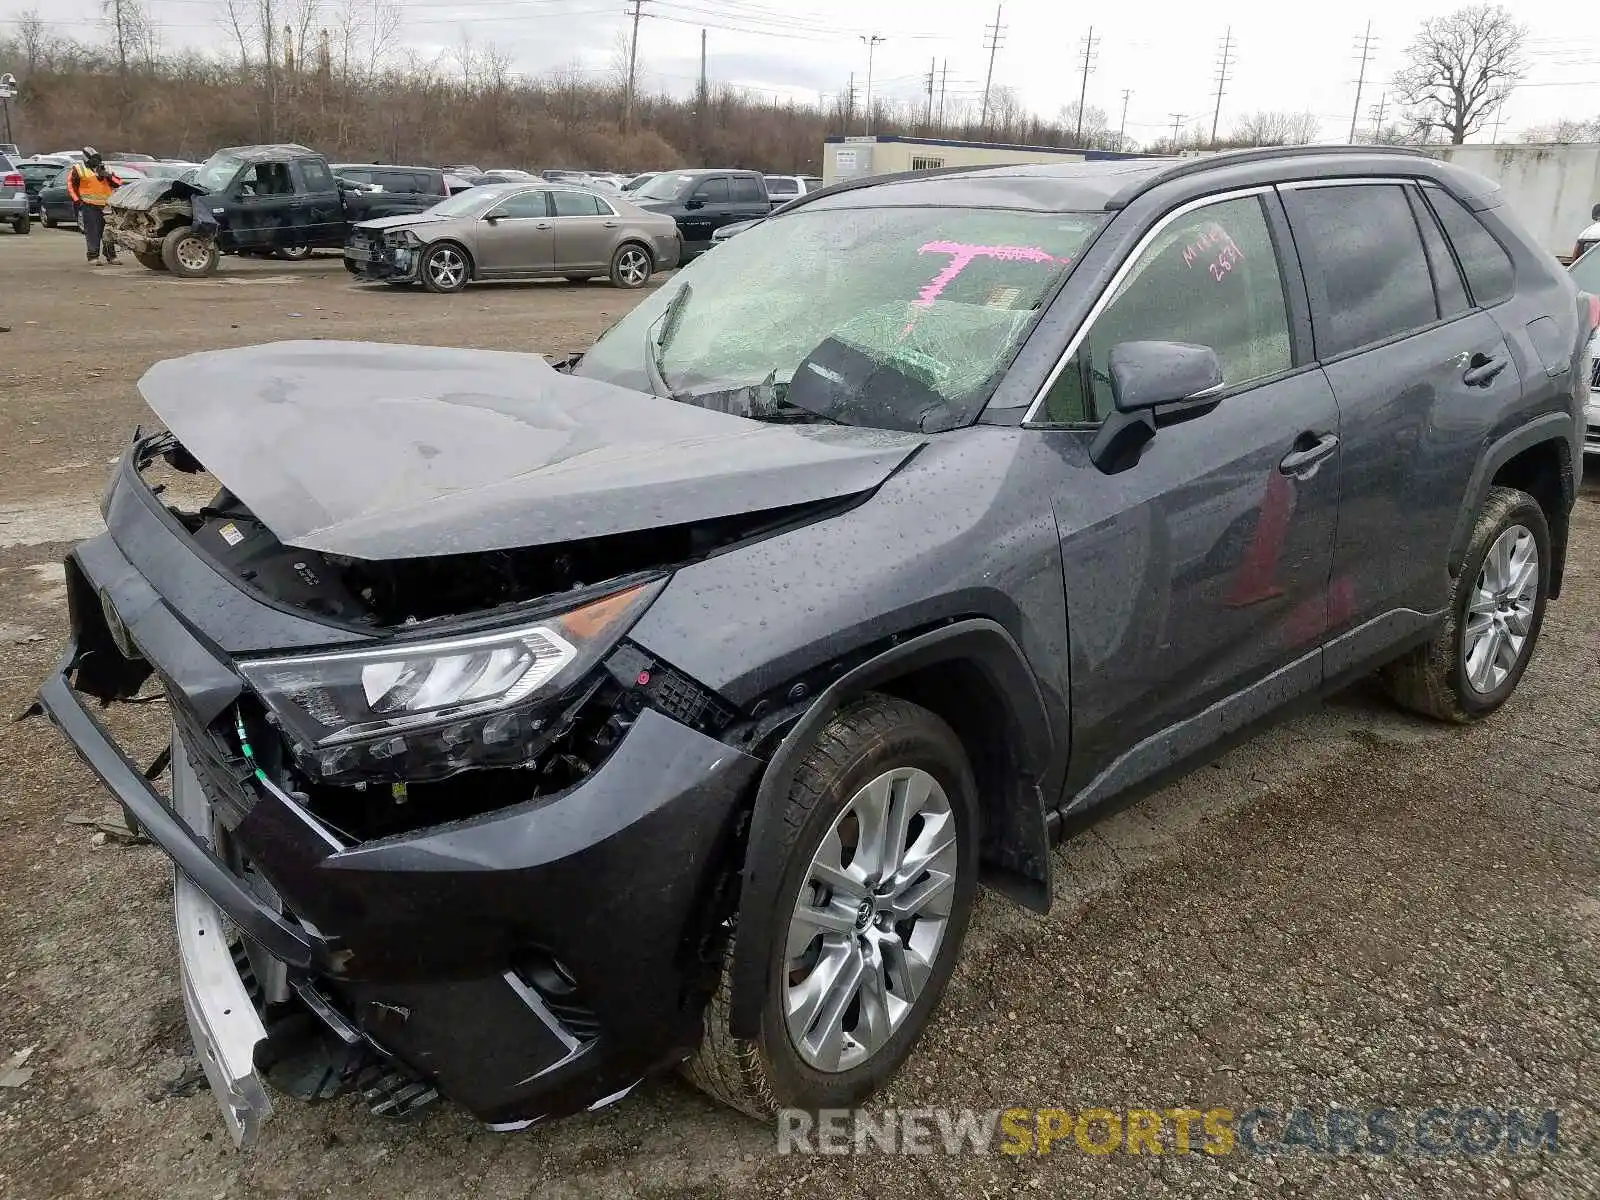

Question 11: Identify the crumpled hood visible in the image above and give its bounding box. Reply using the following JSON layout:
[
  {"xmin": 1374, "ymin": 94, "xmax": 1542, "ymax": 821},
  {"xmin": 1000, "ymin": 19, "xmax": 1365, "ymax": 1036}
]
[
  {"xmin": 108, "ymin": 177, "xmax": 207, "ymax": 212},
  {"xmin": 137, "ymin": 341, "xmax": 925, "ymax": 561},
  {"xmin": 354, "ymin": 211, "xmax": 452, "ymax": 233}
]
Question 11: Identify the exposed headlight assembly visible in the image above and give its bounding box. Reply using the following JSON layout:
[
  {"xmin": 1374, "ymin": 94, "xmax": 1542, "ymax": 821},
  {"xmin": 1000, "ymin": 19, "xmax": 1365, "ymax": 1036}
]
[{"xmin": 239, "ymin": 581, "xmax": 661, "ymax": 782}]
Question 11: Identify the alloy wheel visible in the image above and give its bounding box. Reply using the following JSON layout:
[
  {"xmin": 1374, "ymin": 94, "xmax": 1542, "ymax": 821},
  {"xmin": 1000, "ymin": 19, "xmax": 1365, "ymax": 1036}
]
[
  {"xmin": 1463, "ymin": 523, "xmax": 1538, "ymax": 694},
  {"xmin": 783, "ymin": 766, "xmax": 959, "ymax": 1073},
  {"xmin": 617, "ymin": 247, "xmax": 649, "ymax": 287},
  {"xmin": 428, "ymin": 248, "xmax": 465, "ymax": 289}
]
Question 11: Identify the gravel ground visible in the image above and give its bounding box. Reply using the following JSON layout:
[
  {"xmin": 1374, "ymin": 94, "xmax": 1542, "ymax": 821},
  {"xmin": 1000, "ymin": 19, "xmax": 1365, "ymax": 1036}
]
[{"xmin": 1, "ymin": 230, "xmax": 1598, "ymax": 1199}]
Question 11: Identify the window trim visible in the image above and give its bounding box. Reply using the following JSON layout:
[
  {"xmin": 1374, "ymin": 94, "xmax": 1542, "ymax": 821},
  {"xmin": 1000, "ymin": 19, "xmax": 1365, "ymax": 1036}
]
[
  {"xmin": 1022, "ymin": 185, "xmax": 1277, "ymax": 427},
  {"xmin": 692, "ymin": 176, "xmax": 730, "ymax": 202},
  {"xmin": 1405, "ymin": 183, "xmax": 1469, "ymax": 321},
  {"xmin": 1417, "ymin": 179, "xmax": 1517, "ymax": 310}
]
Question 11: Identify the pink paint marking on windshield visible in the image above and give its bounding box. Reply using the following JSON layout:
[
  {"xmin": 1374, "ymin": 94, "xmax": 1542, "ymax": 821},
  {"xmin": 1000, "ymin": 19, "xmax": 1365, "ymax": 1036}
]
[{"xmin": 900, "ymin": 241, "xmax": 1072, "ymax": 336}]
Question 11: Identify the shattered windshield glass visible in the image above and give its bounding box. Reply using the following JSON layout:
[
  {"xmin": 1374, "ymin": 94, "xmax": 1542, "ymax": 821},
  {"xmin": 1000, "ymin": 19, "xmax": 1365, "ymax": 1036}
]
[
  {"xmin": 577, "ymin": 205, "xmax": 1103, "ymax": 431},
  {"xmin": 191, "ymin": 152, "xmax": 245, "ymax": 192}
]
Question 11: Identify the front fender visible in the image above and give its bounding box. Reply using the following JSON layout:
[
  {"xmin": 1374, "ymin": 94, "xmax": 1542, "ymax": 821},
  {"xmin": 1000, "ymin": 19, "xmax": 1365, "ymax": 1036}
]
[{"xmin": 726, "ymin": 618, "xmax": 1055, "ymax": 1039}]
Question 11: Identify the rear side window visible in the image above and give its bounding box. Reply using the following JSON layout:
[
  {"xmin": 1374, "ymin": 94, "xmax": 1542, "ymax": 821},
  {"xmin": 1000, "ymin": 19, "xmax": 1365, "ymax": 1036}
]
[
  {"xmin": 1407, "ymin": 187, "xmax": 1469, "ymax": 319},
  {"xmin": 731, "ymin": 176, "xmax": 765, "ymax": 203},
  {"xmin": 1423, "ymin": 185, "xmax": 1515, "ymax": 307},
  {"xmin": 1042, "ymin": 194, "xmax": 1292, "ymax": 423},
  {"xmin": 297, "ymin": 159, "xmax": 335, "ymax": 192},
  {"xmin": 552, "ymin": 190, "xmax": 603, "ymax": 217},
  {"xmin": 764, "ymin": 176, "xmax": 798, "ymax": 196},
  {"xmin": 1284, "ymin": 184, "xmax": 1436, "ymax": 358}
]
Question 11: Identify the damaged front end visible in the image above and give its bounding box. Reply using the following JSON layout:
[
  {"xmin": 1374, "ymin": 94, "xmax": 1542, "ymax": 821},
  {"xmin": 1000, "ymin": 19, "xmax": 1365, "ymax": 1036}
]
[{"xmin": 105, "ymin": 177, "xmax": 208, "ymax": 256}]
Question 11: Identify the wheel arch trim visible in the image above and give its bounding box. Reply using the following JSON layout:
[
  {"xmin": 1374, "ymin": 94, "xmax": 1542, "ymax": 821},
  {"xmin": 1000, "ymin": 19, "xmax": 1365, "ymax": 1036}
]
[
  {"xmin": 726, "ymin": 618, "xmax": 1055, "ymax": 1039},
  {"xmin": 1447, "ymin": 413, "xmax": 1576, "ymax": 593}
]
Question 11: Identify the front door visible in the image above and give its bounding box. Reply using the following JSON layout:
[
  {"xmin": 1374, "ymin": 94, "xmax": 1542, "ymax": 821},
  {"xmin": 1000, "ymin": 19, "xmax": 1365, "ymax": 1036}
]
[
  {"xmin": 1037, "ymin": 190, "xmax": 1343, "ymax": 794},
  {"xmin": 1279, "ymin": 180, "xmax": 1524, "ymax": 669},
  {"xmin": 550, "ymin": 189, "xmax": 616, "ymax": 274},
  {"xmin": 679, "ymin": 176, "xmax": 727, "ymax": 251},
  {"xmin": 226, "ymin": 162, "xmax": 298, "ymax": 251},
  {"xmin": 473, "ymin": 189, "xmax": 554, "ymax": 276}
]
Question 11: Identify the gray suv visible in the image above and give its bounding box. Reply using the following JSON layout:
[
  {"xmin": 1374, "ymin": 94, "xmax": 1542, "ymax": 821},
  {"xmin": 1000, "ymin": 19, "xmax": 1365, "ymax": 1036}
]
[{"xmin": 38, "ymin": 147, "xmax": 1587, "ymax": 1145}]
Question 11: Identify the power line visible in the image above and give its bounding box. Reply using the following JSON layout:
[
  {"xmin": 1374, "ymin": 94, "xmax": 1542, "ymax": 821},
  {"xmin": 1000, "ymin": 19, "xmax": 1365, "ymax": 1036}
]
[
  {"xmin": 1211, "ymin": 26, "xmax": 1232, "ymax": 145},
  {"xmin": 1169, "ymin": 111, "xmax": 1188, "ymax": 143},
  {"xmin": 1369, "ymin": 93, "xmax": 1388, "ymax": 139},
  {"xmin": 1349, "ymin": 20, "xmax": 1374, "ymax": 144},
  {"xmin": 980, "ymin": 2, "xmax": 1004, "ymax": 130},
  {"xmin": 860, "ymin": 33, "xmax": 884, "ymax": 134}
]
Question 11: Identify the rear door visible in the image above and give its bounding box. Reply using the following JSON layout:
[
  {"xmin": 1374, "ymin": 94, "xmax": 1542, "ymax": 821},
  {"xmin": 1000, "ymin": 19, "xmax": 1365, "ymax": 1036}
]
[
  {"xmin": 292, "ymin": 157, "xmax": 343, "ymax": 247},
  {"xmin": 1036, "ymin": 190, "xmax": 1343, "ymax": 787},
  {"xmin": 1279, "ymin": 180, "xmax": 1522, "ymax": 669},
  {"xmin": 729, "ymin": 173, "xmax": 769, "ymax": 221},
  {"xmin": 474, "ymin": 189, "xmax": 554, "ymax": 275},
  {"xmin": 550, "ymin": 190, "xmax": 616, "ymax": 274}
]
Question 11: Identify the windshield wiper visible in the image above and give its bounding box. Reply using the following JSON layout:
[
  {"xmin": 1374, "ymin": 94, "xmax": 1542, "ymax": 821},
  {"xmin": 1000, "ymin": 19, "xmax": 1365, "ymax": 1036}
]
[{"xmin": 646, "ymin": 282, "xmax": 693, "ymax": 398}]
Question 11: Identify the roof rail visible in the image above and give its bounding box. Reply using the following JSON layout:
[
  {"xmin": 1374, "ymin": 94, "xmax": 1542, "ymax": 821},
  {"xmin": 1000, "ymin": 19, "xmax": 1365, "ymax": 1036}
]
[
  {"xmin": 772, "ymin": 163, "xmax": 984, "ymax": 216},
  {"xmin": 1104, "ymin": 143, "xmax": 1431, "ymax": 209}
]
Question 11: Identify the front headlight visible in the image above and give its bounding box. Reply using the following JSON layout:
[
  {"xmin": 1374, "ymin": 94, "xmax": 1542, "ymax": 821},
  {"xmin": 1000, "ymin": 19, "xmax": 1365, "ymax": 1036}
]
[
  {"xmin": 384, "ymin": 228, "xmax": 421, "ymax": 247},
  {"xmin": 238, "ymin": 580, "xmax": 661, "ymax": 782}
]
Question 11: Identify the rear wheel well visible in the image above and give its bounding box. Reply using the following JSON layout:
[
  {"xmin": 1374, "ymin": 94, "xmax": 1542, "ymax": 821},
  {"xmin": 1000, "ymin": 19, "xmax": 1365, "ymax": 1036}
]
[{"xmin": 1490, "ymin": 439, "xmax": 1570, "ymax": 599}]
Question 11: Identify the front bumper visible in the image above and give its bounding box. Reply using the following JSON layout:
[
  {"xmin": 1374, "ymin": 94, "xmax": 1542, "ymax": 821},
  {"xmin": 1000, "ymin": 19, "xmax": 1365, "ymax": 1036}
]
[
  {"xmin": 344, "ymin": 235, "xmax": 420, "ymax": 282},
  {"xmin": 38, "ymin": 454, "xmax": 762, "ymax": 1142}
]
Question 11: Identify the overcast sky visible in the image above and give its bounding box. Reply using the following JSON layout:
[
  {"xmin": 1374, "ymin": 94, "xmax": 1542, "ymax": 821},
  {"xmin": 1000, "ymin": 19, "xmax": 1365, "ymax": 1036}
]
[{"xmin": 5, "ymin": 0, "xmax": 1599, "ymax": 145}]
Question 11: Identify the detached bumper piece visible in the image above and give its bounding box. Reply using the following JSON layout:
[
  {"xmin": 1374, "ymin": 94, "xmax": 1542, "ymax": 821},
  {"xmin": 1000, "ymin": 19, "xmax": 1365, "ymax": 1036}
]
[{"xmin": 39, "ymin": 503, "xmax": 762, "ymax": 1143}]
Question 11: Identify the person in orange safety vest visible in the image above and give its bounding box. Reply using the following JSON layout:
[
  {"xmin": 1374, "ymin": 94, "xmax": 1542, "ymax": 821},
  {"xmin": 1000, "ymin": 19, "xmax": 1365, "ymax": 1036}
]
[{"xmin": 67, "ymin": 147, "xmax": 123, "ymax": 265}]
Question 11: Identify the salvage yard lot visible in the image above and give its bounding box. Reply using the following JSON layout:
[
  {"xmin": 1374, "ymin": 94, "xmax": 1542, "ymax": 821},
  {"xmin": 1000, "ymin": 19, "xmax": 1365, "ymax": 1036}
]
[{"xmin": 1, "ymin": 229, "xmax": 1599, "ymax": 1199}]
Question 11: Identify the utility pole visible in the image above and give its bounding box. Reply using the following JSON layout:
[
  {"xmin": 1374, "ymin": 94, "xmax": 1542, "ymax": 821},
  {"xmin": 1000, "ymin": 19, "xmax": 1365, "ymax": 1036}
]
[
  {"xmin": 860, "ymin": 34, "xmax": 884, "ymax": 135},
  {"xmin": 1169, "ymin": 111, "xmax": 1187, "ymax": 147},
  {"xmin": 1369, "ymin": 92, "xmax": 1387, "ymax": 140},
  {"xmin": 846, "ymin": 71, "xmax": 856, "ymax": 133},
  {"xmin": 1490, "ymin": 100, "xmax": 1508, "ymax": 142},
  {"xmin": 938, "ymin": 59, "xmax": 948, "ymax": 130},
  {"xmin": 925, "ymin": 57, "xmax": 936, "ymax": 129},
  {"xmin": 980, "ymin": 2, "xmax": 1005, "ymax": 132},
  {"xmin": 1074, "ymin": 25, "xmax": 1096, "ymax": 144},
  {"xmin": 1349, "ymin": 20, "xmax": 1373, "ymax": 144},
  {"xmin": 1117, "ymin": 88, "xmax": 1131, "ymax": 151},
  {"xmin": 697, "ymin": 28, "xmax": 707, "ymax": 166},
  {"xmin": 623, "ymin": 0, "xmax": 646, "ymax": 131},
  {"xmin": 1209, "ymin": 27, "xmax": 1232, "ymax": 146}
]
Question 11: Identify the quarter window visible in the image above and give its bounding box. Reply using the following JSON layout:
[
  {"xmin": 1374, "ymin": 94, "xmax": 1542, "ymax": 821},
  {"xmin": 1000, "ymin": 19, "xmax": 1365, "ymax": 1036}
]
[
  {"xmin": 1423, "ymin": 185, "xmax": 1515, "ymax": 307},
  {"xmin": 1285, "ymin": 184, "xmax": 1437, "ymax": 358},
  {"xmin": 1042, "ymin": 194, "xmax": 1292, "ymax": 423},
  {"xmin": 1408, "ymin": 187, "xmax": 1469, "ymax": 318}
]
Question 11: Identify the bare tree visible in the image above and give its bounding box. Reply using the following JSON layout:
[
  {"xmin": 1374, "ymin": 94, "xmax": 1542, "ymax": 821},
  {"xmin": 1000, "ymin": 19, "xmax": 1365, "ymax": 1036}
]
[
  {"xmin": 1519, "ymin": 115, "xmax": 1600, "ymax": 143},
  {"xmin": 15, "ymin": 8, "xmax": 53, "ymax": 74},
  {"xmin": 1058, "ymin": 101, "xmax": 1107, "ymax": 147},
  {"xmin": 103, "ymin": 0, "xmax": 155, "ymax": 78},
  {"xmin": 1393, "ymin": 4, "xmax": 1526, "ymax": 145},
  {"xmin": 1231, "ymin": 110, "xmax": 1321, "ymax": 146}
]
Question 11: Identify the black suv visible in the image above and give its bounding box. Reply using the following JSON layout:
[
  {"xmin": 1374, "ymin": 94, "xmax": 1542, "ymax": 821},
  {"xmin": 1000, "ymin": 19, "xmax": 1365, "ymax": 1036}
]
[
  {"xmin": 331, "ymin": 163, "xmax": 449, "ymax": 198},
  {"xmin": 630, "ymin": 168, "xmax": 770, "ymax": 259},
  {"xmin": 38, "ymin": 147, "xmax": 1586, "ymax": 1145}
]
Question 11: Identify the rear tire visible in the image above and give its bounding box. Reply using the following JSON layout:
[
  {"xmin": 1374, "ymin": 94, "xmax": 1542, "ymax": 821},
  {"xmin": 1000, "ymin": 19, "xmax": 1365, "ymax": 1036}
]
[
  {"xmin": 1379, "ymin": 485, "xmax": 1550, "ymax": 722},
  {"xmin": 42, "ymin": 210, "xmax": 56, "ymax": 229},
  {"xmin": 160, "ymin": 227, "xmax": 219, "ymax": 277},
  {"xmin": 11, "ymin": 214, "xmax": 29, "ymax": 234},
  {"xmin": 275, "ymin": 245, "xmax": 313, "ymax": 261},
  {"xmin": 608, "ymin": 242, "xmax": 652, "ymax": 289},
  {"xmin": 685, "ymin": 694, "xmax": 979, "ymax": 1118}
]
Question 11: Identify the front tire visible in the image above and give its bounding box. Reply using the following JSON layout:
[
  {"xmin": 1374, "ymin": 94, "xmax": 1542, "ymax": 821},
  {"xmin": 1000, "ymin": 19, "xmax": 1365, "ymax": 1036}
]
[
  {"xmin": 686, "ymin": 694, "xmax": 979, "ymax": 1118},
  {"xmin": 133, "ymin": 250, "xmax": 166, "ymax": 271},
  {"xmin": 160, "ymin": 227, "xmax": 219, "ymax": 277},
  {"xmin": 42, "ymin": 210, "xmax": 56, "ymax": 229},
  {"xmin": 275, "ymin": 245, "xmax": 313, "ymax": 261},
  {"xmin": 419, "ymin": 243, "xmax": 469, "ymax": 293},
  {"xmin": 609, "ymin": 242, "xmax": 652, "ymax": 289},
  {"xmin": 1379, "ymin": 485, "xmax": 1550, "ymax": 722}
]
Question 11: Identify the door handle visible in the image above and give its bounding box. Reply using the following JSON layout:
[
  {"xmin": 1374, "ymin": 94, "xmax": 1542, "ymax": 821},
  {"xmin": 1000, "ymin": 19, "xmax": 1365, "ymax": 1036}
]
[
  {"xmin": 1462, "ymin": 352, "xmax": 1508, "ymax": 387},
  {"xmin": 1279, "ymin": 432, "xmax": 1339, "ymax": 477},
  {"xmin": 603, "ymin": 220, "xmax": 619, "ymax": 228},
  {"xmin": 535, "ymin": 222, "xmax": 552, "ymax": 229}
]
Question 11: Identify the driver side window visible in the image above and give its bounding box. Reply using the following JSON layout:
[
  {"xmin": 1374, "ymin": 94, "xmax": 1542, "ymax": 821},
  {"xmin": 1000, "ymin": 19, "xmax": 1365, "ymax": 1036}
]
[{"xmin": 1043, "ymin": 195, "xmax": 1292, "ymax": 423}]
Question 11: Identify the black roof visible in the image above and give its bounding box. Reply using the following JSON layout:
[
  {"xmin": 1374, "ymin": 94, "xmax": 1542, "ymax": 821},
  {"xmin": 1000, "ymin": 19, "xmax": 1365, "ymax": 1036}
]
[
  {"xmin": 783, "ymin": 145, "xmax": 1489, "ymax": 218},
  {"xmin": 211, "ymin": 143, "xmax": 317, "ymax": 162}
]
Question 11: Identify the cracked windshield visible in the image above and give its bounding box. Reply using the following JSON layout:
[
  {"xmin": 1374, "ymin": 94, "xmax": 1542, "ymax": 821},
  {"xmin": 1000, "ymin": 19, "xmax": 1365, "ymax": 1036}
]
[{"xmin": 578, "ymin": 206, "xmax": 1103, "ymax": 431}]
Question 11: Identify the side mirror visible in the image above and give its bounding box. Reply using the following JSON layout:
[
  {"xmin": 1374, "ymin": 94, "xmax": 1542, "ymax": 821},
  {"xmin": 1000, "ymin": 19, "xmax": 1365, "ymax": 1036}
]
[
  {"xmin": 1591, "ymin": 203, "xmax": 1600, "ymax": 222},
  {"xmin": 1107, "ymin": 340, "xmax": 1223, "ymax": 412},
  {"xmin": 483, "ymin": 213, "xmax": 500, "ymax": 225},
  {"xmin": 1088, "ymin": 341, "xmax": 1224, "ymax": 475}
]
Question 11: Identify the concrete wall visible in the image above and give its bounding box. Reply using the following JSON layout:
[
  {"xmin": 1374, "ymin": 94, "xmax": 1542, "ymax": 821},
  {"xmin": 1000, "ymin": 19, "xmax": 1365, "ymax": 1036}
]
[
  {"xmin": 1435, "ymin": 143, "xmax": 1600, "ymax": 258},
  {"xmin": 822, "ymin": 139, "xmax": 1086, "ymax": 186}
]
